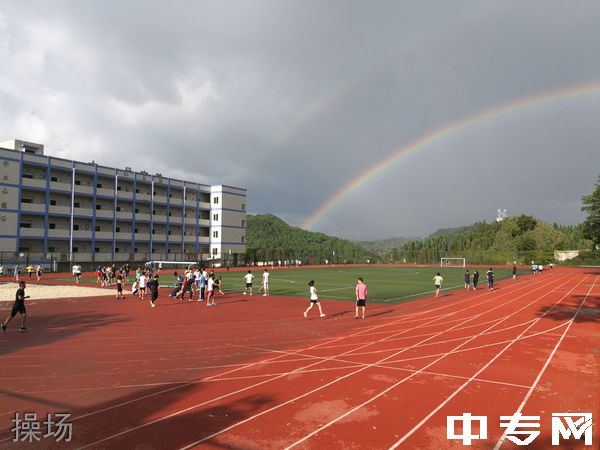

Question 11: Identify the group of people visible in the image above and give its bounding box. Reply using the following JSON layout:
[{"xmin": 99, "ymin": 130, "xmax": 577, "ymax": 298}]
[
  {"xmin": 167, "ymin": 267, "xmax": 223, "ymax": 307},
  {"xmin": 434, "ymin": 268, "xmax": 497, "ymax": 298},
  {"xmin": 0, "ymin": 264, "xmax": 43, "ymax": 282}
]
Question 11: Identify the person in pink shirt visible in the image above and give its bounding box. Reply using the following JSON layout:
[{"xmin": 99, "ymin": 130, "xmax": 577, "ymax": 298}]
[{"xmin": 355, "ymin": 277, "xmax": 368, "ymax": 319}]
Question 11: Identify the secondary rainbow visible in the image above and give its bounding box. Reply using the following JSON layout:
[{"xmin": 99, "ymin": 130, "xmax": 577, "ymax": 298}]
[{"xmin": 302, "ymin": 81, "xmax": 600, "ymax": 230}]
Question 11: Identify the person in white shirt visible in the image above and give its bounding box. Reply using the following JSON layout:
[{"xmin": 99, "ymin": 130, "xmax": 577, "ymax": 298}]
[
  {"xmin": 304, "ymin": 280, "xmax": 325, "ymax": 318},
  {"xmin": 72, "ymin": 264, "xmax": 82, "ymax": 284},
  {"xmin": 433, "ymin": 272, "xmax": 443, "ymax": 298},
  {"xmin": 261, "ymin": 269, "xmax": 270, "ymax": 296},
  {"xmin": 206, "ymin": 274, "xmax": 217, "ymax": 306},
  {"xmin": 243, "ymin": 270, "xmax": 254, "ymax": 295},
  {"xmin": 138, "ymin": 273, "xmax": 147, "ymax": 299}
]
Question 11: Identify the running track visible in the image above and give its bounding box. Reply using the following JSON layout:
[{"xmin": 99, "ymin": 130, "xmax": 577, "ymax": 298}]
[{"xmin": 0, "ymin": 267, "xmax": 598, "ymax": 449}]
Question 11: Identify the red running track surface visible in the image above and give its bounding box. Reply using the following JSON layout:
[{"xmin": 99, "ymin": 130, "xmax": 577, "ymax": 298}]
[{"xmin": 0, "ymin": 267, "xmax": 598, "ymax": 449}]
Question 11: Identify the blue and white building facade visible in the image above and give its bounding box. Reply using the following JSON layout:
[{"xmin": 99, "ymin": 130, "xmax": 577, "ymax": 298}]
[{"xmin": 0, "ymin": 139, "xmax": 246, "ymax": 265}]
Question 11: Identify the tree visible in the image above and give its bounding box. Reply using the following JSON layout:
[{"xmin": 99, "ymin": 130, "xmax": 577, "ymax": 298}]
[
  {"xmin": 581, "ymin": 174, "xmax": 600, "ymax": 248},
  {"xmin": 516, "ymin": 215, "xmax": 537, "ymax": 234}
]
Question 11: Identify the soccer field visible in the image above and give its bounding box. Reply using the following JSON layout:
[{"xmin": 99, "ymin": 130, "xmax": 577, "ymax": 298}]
[
  {"xmin": 224, "ymin": 265, "xmax": 517, "ymax": 303},
  {"xmin": 55, "ymin": 265, "xmax": 518, "ymax": 303}
]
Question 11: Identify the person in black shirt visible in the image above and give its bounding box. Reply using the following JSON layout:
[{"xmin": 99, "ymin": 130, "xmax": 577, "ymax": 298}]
[
  {"xmin": 116, "ymin": 273, "xmax": 124, "ymax": 300},
  {"xmin": 149, "ymin": 275, "xmax": 160, "ymax": 308},
  {"xmin": 177, "ymin": 275, "xmax": 195, "ymax": 301},
  {"xmin": 472, "ymin": 270, "xmax": 480, "ymax": 290},
  {"xmin": 2, "ymin": 281, "xmax": 30, "ymax": 332}
]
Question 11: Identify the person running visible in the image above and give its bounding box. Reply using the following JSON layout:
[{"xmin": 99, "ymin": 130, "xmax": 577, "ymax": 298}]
[
  {"xmin": 206, "ymin": 274, "xmax": 217, "ymax": 306},
  {"xmin": 216, "ymin": 276, "xmax": 225, "ymax": 295},
  {"xmin": 243, "ymin": 270, "xmax": 254, "ymax": 295},
  {"xmin": 35, "ymin": 264, "xmax": 42, "ymax": 281},
  {"xmin": 262, "ymin": 269, "xmax": 270, "ymax": 296},
  {"xmin": 72, "ymin": 264, "xmax": 82, "ymax": 284},
  {"xmin": 464, "ymin": 270, "xmax": 471, "ymax": 290},
  {"xmin": 355, "ymin": 277, "xmax": 367, "ymax": 319},
  {"xmin": 304, "ymin": 280, "xmax": 325, "ymax": 318},
  {"xmin": 512, "ymin": 265, "xmax": 517, "ymax": 280},
  {"xmin": 538, "ymin": 263, "xmax": 544, "ymax": 274},
  {"xmin": 169, "ymin": 272, "xmax": 183, "ymax": 298},
  {"xmin": 116, "ymin": 273, "xmax": 124, "ymax": 300},
  {"xmin": 433, "ymin": 272, "xmax": 443, "ymax": 298},
  {"xmin": 472, "ymin": 270, "xmax": 479, "ymax": 290},
  {"xmin": 26, "ymin": 265, "xmax": 34, "ymax": 279},
  {"xmin": 2, "ymin": 281, "xmax": 29, "ymax": 332},
  {"xmin": 149, "ymin": 275, "xmax": 160, "ymax": 308},
  {"xmin": 532, "ymin": 262, "xmax": 538, "ymax": 275},
  {"xmin": 486, "ymin": 268, "xmax": 495, "ymax": 290}
]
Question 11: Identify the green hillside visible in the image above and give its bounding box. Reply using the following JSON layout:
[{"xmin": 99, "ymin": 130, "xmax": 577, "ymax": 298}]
[
  {"xmin": 355, "ymin": 237, "xmax": 414, "ymax": 255},
  {"xmin": 385, "ymin": 215, "xmax": 592, "ymax": 265},
  {"xmin": 246, "ymin": 214, "xmax": 376, "ymax": 264}
]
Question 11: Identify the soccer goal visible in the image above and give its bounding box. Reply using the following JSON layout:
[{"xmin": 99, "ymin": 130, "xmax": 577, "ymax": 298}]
[
  {"xmin": 440, "ymin": 257, "xmax": 466, "ymax": 267},
  {"xmin": 146, "ymin": 260, "xmax": 199, "ymax": 273}
]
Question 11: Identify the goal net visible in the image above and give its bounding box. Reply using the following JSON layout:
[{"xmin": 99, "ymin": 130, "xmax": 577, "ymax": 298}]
[
  {"xmin": 440, "ymin": 257, "xmax": 466, "ymax": 267},
  {"xmin": 146, "ymin": 260, "xmax": 200, "ymax": 273}
]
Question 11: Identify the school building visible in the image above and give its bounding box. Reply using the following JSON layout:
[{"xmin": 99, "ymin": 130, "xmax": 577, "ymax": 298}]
[{"xmin": 0, "ymin": 139, "xmax": 246, "ymax": 268}]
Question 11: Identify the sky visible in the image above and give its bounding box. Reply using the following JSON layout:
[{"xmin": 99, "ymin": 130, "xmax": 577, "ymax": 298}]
[{"xmin": 1, "ymin": 0, "xmax": 599, "ymax": 240}]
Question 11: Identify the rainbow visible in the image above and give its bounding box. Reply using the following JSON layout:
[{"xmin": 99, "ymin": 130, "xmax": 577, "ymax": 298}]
[{"xmin": 302, "ymin": 81, "xmax": 600, "ymax": 230}]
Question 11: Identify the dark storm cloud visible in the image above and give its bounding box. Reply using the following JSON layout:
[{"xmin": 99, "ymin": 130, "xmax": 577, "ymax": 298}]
[{"xmin": 0, "ymin": 1, "xmax": 599, "ymax": 239}]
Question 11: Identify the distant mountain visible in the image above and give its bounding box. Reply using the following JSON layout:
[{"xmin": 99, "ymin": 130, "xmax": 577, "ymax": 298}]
[
  {"xmin": 429, "ymin": 226, "xmax": 471, "ymax": 239},
  {"xmin": 246, "ymin": 214, "xmax": 376, "ymax": 263},
  {"xmin": 355, "ymin": 237, "xmax": 415, "ymax": 255}
]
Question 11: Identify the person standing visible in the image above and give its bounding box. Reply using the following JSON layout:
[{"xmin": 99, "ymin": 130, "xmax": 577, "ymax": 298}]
[
  {"xmin": 464, "ymin": 270, "xmax": 471, "ymax": 290},
  {"xmin": 304, "ymin": 280, "xmax": 325, "ymax": 318},
  {"xmin": 149, "ymin": 275, "xmax": 160, "ymax": 308},
  {"xmin": 486, "ymin": 268, "xmax": 495, "ymax": 290},
  {"xmin": 472, "ymin": 270, "xmax": 480, "ymax": 290},
  {"xmin": 13, "ymin": 265, "xmax": 20, "ymax": 282},
  {"xmin": 1, "ymin": 281, "xmax": 29, "ymax": 332},
  {"xmin": 243, "ymin": 270, "xmax": 254, "ymax": 295},
  {"xmin": 262, "ymin": 269, "xmax": 270, "ymax": 296},
  {"xmin": 36, "ymin": 264, "xmax": 42, "ymax": 281},
  {"xmin": 433, "ymin": 272, "xmax": 443, "ymax": 298},
  {"xmin": 512, "ymin": 265, "xmax": 517, "ymax": 280},
  {"xmin": 138, "ymin": 271, "xmax": 147, "ymax": 300},
  {"xmin": 206, "ymin": 274, "xmax": 217, "ymax": 306},
  {"xmin": 116, "ymin": 272, "xmax": 124, "ymax": 300},
  {"xmin": 72, "ymin": 264, "xmax": 82, "ymax": 284},
  {"xmin": 355, "ymin": 277, "xmax": 367, "ymax": 319}
]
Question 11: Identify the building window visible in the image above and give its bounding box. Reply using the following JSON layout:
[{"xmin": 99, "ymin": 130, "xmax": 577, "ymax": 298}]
[
  {"xmin": 51, "ymin": 177, "xmax": 58, "ymax": 182},
  {"xmin": 96, "ymin": 205, "xmax": 101, "ymax": 210},
  {"xmin": 134, "ymin": 228, "xmax": 138, "ymax": 233},
  {"xmin": 95, "ymin": 247, "xmax": 100, "ymax": 252},
  {"xmin": 20, "ymin": 223, "xmax": 32, "ymax": 228},
  {"xmin": 116, "ymin": 206, "xmax": 121, "ymax": 212},
  {"xmin": 241, "ymin": 203, "xmax": 245, "ymax": 211},
  {"xmin": 212, "ymin": 248, "xmax": 218, "ymax": 255},
  {"xmin": 49, "ymin": 224, "xmax": 56, "ymax": 230},
  {"xmin": 115, "ymin": 248, "xmax": 119, "ymax": 253},
  {"xmin": 74, "ymin": 202, "xmax": 80, "ymax": 208},
  {"xmin": 117, "ymin": 186, "xmax": 121, "ymax": 191},
  {"xmin": 242, "ymin": 220, "xmax": 245, "ymax": 227},
  {"xmin": 48, "ymin": 246, "xmax": 55, "ymax": 252},
  {"xmin": 213, "ymin": 214, "xmax": 219, "ymax": 221},
  {"xmin": 75, "ymin": 180, "xmax": 81, "ymax": 186},
  {"xmin": 95, "ymin": 226, "xmax": 101, "ymax": 232},
  {"xmin": 134, "ymin": 247, "xmax": 138, "ymax": 252},
  {"xmin": 96, "ymin": 183, "xmax": 102, "ymax": 188},
  {"xmin": 213, "ymin": 197, "xmax": 219, "ymax": 204},
  {"xmin": 241, "ymin": 236, "xmax": 245, "ymax": 243},
  {"xmin": 135, "ymin": 208, "xmax": 139, "ymax": 213},
  {"xmin": 213, "ymin": 231, "xmax": 219, "ymax": 238},
  {"xmin": 22, "ymin": 173, "xmax": 33, "ymax": 179},
  {"xmin": 50, "ymin": 200, "xmax": 57, "ymax": 206},
  {"xmin": 73, "ymin": 225, "xmax": 79, "ymax": 230},
  {"xmin": 73, "ymin": 247, "xmax": 78, "ymax": 252},
  {"xmin": 21, "ymin": 198, "xmax": 33, "ymax": 204}
]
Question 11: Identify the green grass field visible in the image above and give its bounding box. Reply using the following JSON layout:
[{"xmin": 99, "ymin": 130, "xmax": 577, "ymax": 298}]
[{"xmin": 57, "ymin": 265, "xmax": 518, "ymax": 304}]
